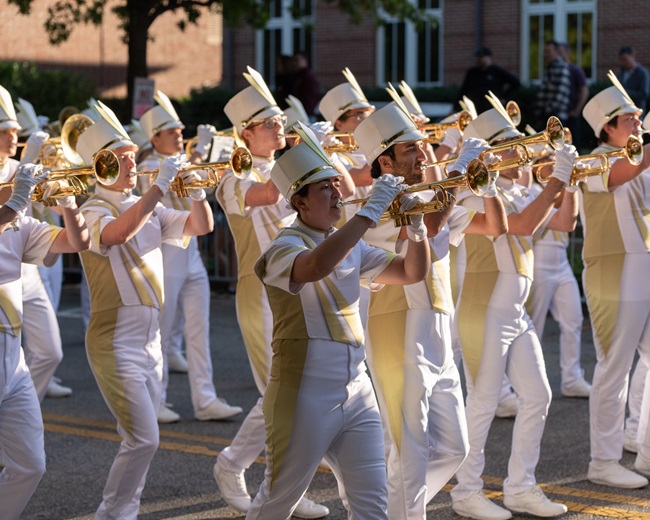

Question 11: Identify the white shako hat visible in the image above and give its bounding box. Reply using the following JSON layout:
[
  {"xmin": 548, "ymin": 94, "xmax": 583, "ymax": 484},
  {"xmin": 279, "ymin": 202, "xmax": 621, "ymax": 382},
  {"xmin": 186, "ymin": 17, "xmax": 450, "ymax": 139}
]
[
  {"xmin": 0, "ymin": 85, "xmax": 20, "ymax": 130},
  {"xmin": 15, "ymin": 98, "xmax": 41, "ymax": 136},
  {"xmin": 224, "ymin": 66, "xmax": 283, "ymax": 129},
  {"xmin": 319, "ymin": 67, "xmax": 374, "ymax": 125},
  {"xmin": 583, "ymin": 70, "xmax": 640, "ymax": 137},
  {"xmin": 139, "ymin": 90, "xmax": 184, "ymax": 140},
  {"xmin": 271, "ymin": 122, "xmax": 340, "ymax": 201},
  {"xmin": 354, "ymin": 101, "xmax": 426, "ymax": 165},
  {"xmin": 76, "ymin": 100, "xmax": 137, "ymax": 165},
  {"xmin": 463, "ymin": 92, "xmax": 522, "ymax": 144},
  {"xmin": 284, "ymin": 95, "xmax": 310, "ymax": 131},
  {"xmin": 127, "ymin": 119, "xmax": 150, "ymax": 149}
]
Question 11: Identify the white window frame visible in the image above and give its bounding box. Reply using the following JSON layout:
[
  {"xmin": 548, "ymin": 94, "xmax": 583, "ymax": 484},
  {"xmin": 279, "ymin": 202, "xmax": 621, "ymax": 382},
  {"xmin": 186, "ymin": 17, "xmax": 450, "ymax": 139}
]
[
  {"xmin": 376, "ymin": 1, "xmax": 444, "ymax": 87},
  {"xmin": 254, "ymin": 0, "xmax": 314, "ymax": 88},
  {"xmin": 521, "ymin": 0, "xmax": 597, "ymax": 84}
]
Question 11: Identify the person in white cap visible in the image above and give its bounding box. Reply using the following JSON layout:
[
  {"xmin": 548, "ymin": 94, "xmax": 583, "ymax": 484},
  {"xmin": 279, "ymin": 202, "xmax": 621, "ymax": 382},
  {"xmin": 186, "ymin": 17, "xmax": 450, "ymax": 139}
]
[
  {"xmin": 0, "ymin": 91, "xmax": 72, "ymax": 401},
  {"xmin": 137, "ymin": 90, "xmax": 242, "ymax": 424},
  {"xmin": 319, "ymin": 68, "xmax": 376, "ymax": 226},
  {"xmin": 0, "ymin": 159, "xmax": 90, "ymax": 518},
  {"xmin": 213, "ymin": 67, "xmax": 329, "ymax": 518},
  {"xmin": 76, "ymin": 100, "xmax": 213, "ymax": 520},
  {"xmin": 578, "ymin": 74, "xmax": 650, "ymax": 489},
  {"xmin": 353, "ymin": 100, "xmax": 506, "ymax": 519},
  {"xmin": 451, "ymin": 103, "xmax": 578, "ymax": 520},
  {"xmin": 249, "ymin": 123, "xmax": 430, "ymax": 519}
]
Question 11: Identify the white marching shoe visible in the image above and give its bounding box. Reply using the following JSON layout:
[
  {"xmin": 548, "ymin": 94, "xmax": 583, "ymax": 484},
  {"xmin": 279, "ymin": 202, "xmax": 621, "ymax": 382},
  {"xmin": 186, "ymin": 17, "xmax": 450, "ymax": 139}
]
[
  {"xmin": 503, "ymin": 486, "xmax": 568, "ymax": 517},
  {"xmin": 452, "ymin": 491, "xmax": 512, "ymax": 520},
  {"xmin": 561, "ymin": 378, "xmax": 592, "ymax": 398},
  {"xmin": 495, "ymin": 393, "xmax": 518, "ymax": 419},
  {"xmin": 587, "ymin": 461, "xmax": 648, "ymax": 489},
  {"xmin": 167, "ymin": 351, "xmax": 189, "ymax": 373},
  {"xmin": 213, "ymin": 462, "xmax": 251, "ymax": 512},
  {"xmin": 46, "ymin": 377, "xmax": 72, "ymax": 398},
  {"xmin": 157, "ymin": 403, "xmax": 180, "ymax": 424},
  {"xmin": 293, "ymin": 496, "xmax": 330, "ymax": 519},
  {"xmin": 195, "ymin": 398, "xmax": 243, "ymax": 421}
]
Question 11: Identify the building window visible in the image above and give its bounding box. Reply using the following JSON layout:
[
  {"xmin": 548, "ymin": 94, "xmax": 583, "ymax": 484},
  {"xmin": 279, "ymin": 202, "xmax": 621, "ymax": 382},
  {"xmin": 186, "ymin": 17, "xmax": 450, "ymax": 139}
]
[
  {"xmin": 377, "ymin": 0, "xmax": 443, "ymax": 87},
  {"xmin": 522, "ymin": 0, "xmax": 596, "ymax": 83},
  {"xmin": 255, "ymin": 0, "xmax": 314, "ymax": 90}
]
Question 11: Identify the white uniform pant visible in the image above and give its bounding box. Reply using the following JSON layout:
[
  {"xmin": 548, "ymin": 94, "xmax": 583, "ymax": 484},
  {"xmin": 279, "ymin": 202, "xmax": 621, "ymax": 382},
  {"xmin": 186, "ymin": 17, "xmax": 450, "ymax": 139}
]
[
  {"xmin": 0, "ymin": 336, "xmax": 45, "ymax": 520},
  {"xmin": 529, "ymin": 244, "xmax": 584, "ymax": 388},
  {"xmin": 37, "ymin": 255, "xmax": 63, "ymax": 312},
  {"xmin": 86, "ymin": 306, "xmax": 162, "ymax": 520},
  {"xmin": 626, "ymin": 357, "xmax": 647, "ymax": 438},
  {"xmin": 218, "ymin": 274, "xmax": 273, "ymax": 473},
  {"xmin": 585, "ymin": 254, "xmax": 650, "ymax": 464},
  {"xmin": 22, "ymin": 264, "xmax": 63, "ymax": 402},
  {"xmin": 366, "ymin": 310, "xmax": 468, "ymax": 520},
  {"xmin": 246, "ymin": 371, "xmax": 388, "ymax": 520},
  {"xmin": 159, "ymin": 240, "xmax": 217, "ymax": 411},
  {"xmin": 452, "ymin": 274, "xmax": 552, "ymax": 500}
]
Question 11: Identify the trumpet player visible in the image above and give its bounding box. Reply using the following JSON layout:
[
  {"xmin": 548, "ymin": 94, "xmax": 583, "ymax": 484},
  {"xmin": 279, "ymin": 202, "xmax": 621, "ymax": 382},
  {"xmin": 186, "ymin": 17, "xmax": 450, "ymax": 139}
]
[
  {"xmin": 75, "ymin": 101, "xmax": 213, "ymax": 520},
  {"xmin": 353, "ymin": 102, "xmax": 506, "ymax": 519},
  {"xmin": 0, "ymin": 88, "xmax": 72, "ymax": 401},
  {"xmin": 451, "ymin": 106, "xmax": 578, "ymax": 520},
  {"xmin": 138, "ymin": 90, "xmax": 242, "ymax": 424},
  {"xmin": 212, "ymin": 67, "xmax": 329, "ymax": 518},
  {"xmin": 579, "ymin": 79, "xmax": 650, "ymax": 488},
  {"xmin": 0, "ymin": 158, "xmax": 90, "ymax": 519}
]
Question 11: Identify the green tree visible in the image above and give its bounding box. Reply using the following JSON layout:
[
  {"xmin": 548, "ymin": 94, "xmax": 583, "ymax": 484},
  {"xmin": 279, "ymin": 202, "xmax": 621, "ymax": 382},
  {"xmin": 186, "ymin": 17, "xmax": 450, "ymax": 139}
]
[{"xmin": 8, "ymin": 0, "xmax": 430, "ymax": 119}]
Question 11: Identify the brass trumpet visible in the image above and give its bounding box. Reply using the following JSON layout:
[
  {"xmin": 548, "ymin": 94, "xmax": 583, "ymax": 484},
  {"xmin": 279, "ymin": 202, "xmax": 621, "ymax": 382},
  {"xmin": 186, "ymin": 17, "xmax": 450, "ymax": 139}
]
[
  {"xmin": 534, "ymin": 135, "xmax": 643, "ymax": 185},
  {"xmin": 419, "ymin": 110, "xmax": 473, "ymax": 144},
  {"xmin": 506, "ymin": 100, "xmax": 521, "ymax": 127},
  {"xmin": 0, "ymin": 149, "xmax": 120, "ymax": 205},
  {"xmin": 337, "ymin": 161, "xmax": 490, "ymax": 227},
  {"xmin": 138, "ymin": 147, "xmax": 253, "ymax": 197},
  {"xmin": 281, "ymin": 131, "xmax": 359, "ymax": 153},
  {"xmin": 184, "ymin": 127, "xmax": 234, "ymax": 156}
]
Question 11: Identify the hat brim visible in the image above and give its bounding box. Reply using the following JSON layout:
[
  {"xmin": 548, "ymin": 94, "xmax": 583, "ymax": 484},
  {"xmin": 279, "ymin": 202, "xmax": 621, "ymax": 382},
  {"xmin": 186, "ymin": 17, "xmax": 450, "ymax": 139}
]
[
  {"xmin": 107, "ymin": 139, "xmax": 139, "ymax": 153},
  {"xmin": 595, "ymin": 106, "xmax": 642, "ymax": 136},
  {"xmin": 244, "ymin": 106, "xmax": 284, "ymax": 129},
  {"xmin": 337, "ymin": 101, "xmax": 374, "ymax": 120},
  {"xmin": 0, "ymin": 121, "xmax": 21, "ymax": 130},
  {"xmin": 489, "ymin": 127, "xmax": 524, "ymax": 145},
  {"xmin": 286, "ymin": 167, "xmax": 340, "ymax": 200},
  {"xmin": 155, "ymin": 121, "xmax": 185, "ymax": 134},
  {"xmin": 365, "ymin": 127, "xmax": 428, "ymax": 164}
]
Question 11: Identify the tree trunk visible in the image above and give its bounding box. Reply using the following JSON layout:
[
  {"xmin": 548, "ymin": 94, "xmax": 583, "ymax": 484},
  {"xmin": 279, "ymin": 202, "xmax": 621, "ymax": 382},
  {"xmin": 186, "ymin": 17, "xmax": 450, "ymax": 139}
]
[{"xmin": 125, "ymin": 0, "xmax": 151, "ymax": 121}]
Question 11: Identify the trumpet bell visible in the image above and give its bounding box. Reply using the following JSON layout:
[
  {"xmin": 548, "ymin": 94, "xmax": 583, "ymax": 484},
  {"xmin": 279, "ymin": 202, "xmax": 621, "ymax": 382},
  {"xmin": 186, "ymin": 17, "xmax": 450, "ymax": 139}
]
[
  {"xmin": 506, "ymin": 100, "xmax": 521, "ymax": 127},
  {"xmin": 91, "ymin": 149, "xmax": 121, "ymax": 186},
  {"xmin": 546, "ymin": 116, "xmax": 565, "ymax": 150}
]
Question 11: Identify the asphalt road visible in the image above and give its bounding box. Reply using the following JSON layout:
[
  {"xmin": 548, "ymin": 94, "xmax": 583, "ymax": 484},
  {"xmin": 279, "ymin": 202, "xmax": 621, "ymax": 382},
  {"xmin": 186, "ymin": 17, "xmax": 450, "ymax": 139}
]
[{"xmin": 21, "ymin": 285, "xmax": 650, "ymax": 519}]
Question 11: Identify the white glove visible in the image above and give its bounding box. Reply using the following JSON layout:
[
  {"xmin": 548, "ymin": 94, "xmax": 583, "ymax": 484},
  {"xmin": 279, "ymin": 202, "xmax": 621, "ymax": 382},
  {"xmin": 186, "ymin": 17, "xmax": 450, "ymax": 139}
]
[
  {"xmin": 194, "ymin": 124, "xmax": 217, "ymax": 157},
  {"xmin": 19, "ymin": 131, "xmax": 50, "ymax": 165},
  {"xmin": 5, "ymin": 163, "xmax": 48, "ymax": 213},
  {"xmin": 41, "ymin": 179, "xmax": 76, "ymax": 208},
  {"xmin": 447, "ymin": 138, "xmax": 490, "ymax": 175},
  {"xmin": 178, "ymin": 170, "xmax": 206, "ymax": 201},
  {"xmin": 154, "ymin": 155, "xmax": 187, "ymax": 195},
  {"xmin": 308, "ymin": 121, "xmax": 334, "ymax": 146},
  {"xmin": 479, "ymin": 153, "xmax": 500, "ymax": 198},
  {"xmin": 357, "ymin": 174, "xmax": 406, "ymax": 225},
  {"xmin": 550, "ymin": 144, "xmax": 578, "ymax": 185},
  {"xmin": 440, "ymin": 126, "xmax": 462, "ymax": 151},
  {"xmin": 399, "ymin": 193, "xmax": 427, "ymax": 241}
]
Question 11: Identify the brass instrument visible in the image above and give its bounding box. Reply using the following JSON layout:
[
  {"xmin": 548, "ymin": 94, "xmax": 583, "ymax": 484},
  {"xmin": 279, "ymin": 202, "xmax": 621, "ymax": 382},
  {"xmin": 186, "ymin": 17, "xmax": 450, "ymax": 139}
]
[
  {"xmin": 534, "ymin": 135, "xmax": 644, "ymax": 185},
  {"xmin": 0, "ymin": 149, "xmax": 120, "ymax": 205},
  {"xmin": 526, "ymin": 127, "xmax": 573, "ymax": 162},
  {"xmin": 138, "ymin": 147, "xmax": 253, "ymax": 197},
  {"xmin": 337, "ymin": 161, "xmax": 490, "ymax": 227},
  {"xmin": 184, "ymin": 128, "xmax": 234, "ymax": 156},
  {"xmin": 506, "ymin": 100, "xmax": 521, "ymax": 127},
  {"xmin": 419, "ymin": 110, "xmax": 473, "ymax": 144},
  {"xmin": 281, "ymin": 131, "xmax": 359, "ymax": 153}
]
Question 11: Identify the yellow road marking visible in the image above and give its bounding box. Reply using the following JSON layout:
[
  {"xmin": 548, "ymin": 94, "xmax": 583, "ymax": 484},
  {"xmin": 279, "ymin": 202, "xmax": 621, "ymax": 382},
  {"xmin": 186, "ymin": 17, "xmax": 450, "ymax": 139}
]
[{"xmin": 44, "ymin": 415, "xmax": 650, "ymax": 518}]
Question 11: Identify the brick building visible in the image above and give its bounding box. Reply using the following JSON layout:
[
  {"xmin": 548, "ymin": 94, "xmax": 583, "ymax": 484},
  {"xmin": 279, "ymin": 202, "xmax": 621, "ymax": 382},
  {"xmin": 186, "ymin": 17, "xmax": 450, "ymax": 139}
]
[{"xmin": 2, "ymin": 0, "xmax": 650, "ymax": 106}]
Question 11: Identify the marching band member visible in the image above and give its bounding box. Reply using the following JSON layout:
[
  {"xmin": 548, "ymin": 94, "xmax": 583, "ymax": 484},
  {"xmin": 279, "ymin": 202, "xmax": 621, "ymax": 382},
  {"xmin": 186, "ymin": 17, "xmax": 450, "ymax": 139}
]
[
  {"xmin": 520, "ymin": 168, "xmax": 591, "ymax": 398},
  {"xmin": 76, "ymin": 101, "xmax": 213, "ymax": 519},
  {"xmin": 579, "ymin": 76, "xmax": 650, "ymax": 488},
  {"xmin": 319, "ymin": 68, "xmax": 375, "ymax": 225},
  {"xmin": 138, "ymin": 90, "xmax": 242, "ymax": 423},
  {"xmin": 212, "ymin": 67, "xmax": 328, "ymax": 518},
  {"xmin": 354, "ymin": 101, "xmax": 505, "ymax": 519},
  {"xmin": 0, "ymin": 88, "xmax": 71, "ymax": 401},
  {"xmin": 0, "ymin": 162, "xmax": 89, "ymax": 520},
  {"xmin": 451, "ymin": 105, "xmax": 577, "ymax": 519},
  {"xmin": 248, "ymin": 124, "xmax": 430, "ymax": 519}
]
